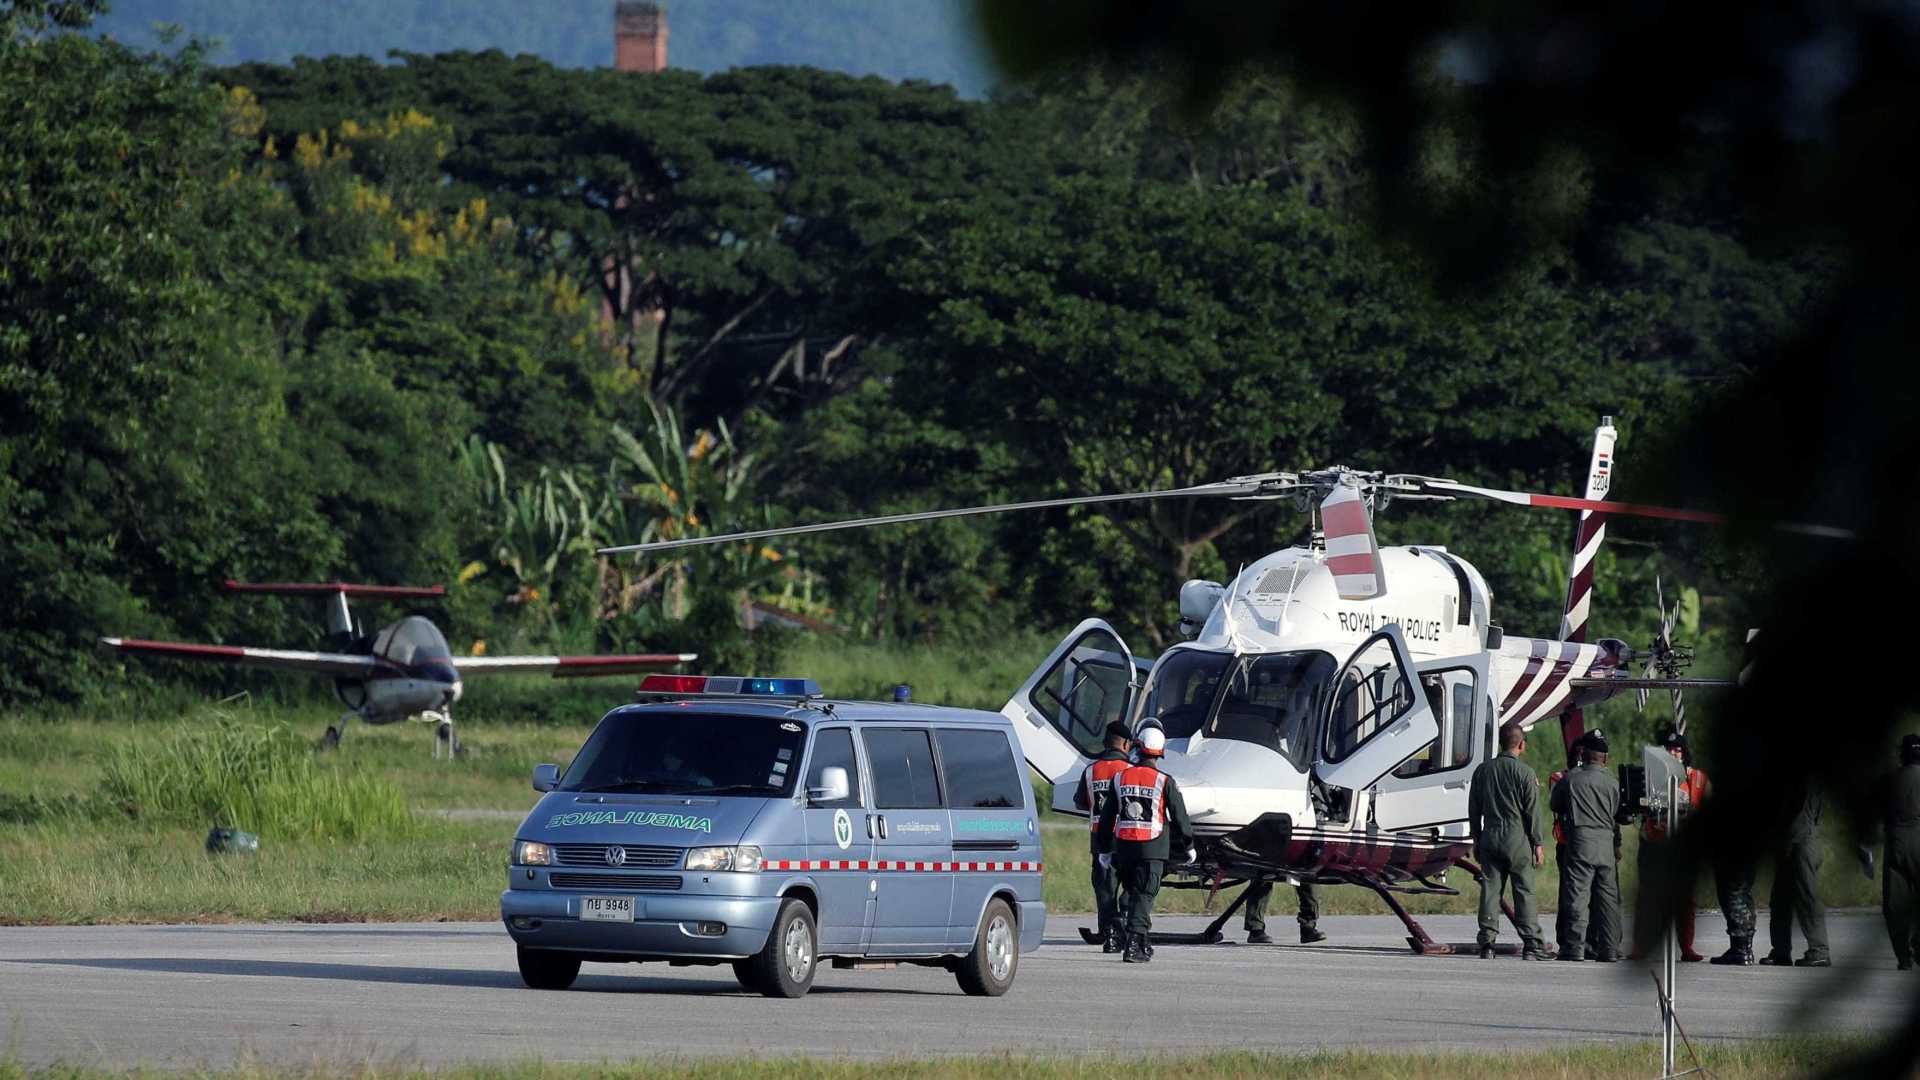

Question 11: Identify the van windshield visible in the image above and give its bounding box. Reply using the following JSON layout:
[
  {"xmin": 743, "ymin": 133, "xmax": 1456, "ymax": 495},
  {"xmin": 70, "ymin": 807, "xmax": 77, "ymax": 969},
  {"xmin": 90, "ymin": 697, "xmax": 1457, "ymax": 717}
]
[{"xmin": 561, "ymin": 711, "xmax": 808, "ymax": 797}]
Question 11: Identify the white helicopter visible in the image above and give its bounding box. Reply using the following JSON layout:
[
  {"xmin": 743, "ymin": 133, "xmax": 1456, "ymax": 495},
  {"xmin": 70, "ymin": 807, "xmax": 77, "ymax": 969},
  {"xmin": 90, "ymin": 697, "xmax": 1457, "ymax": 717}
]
[{"xmin": 600, "ymin": 418, "xmax": 1740, "ymax": 952}]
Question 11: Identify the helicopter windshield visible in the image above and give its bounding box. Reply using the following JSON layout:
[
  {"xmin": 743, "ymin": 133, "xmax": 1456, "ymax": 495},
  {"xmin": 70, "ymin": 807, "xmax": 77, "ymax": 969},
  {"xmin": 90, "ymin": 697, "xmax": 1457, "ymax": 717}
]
[
  {"xmin": 371, "ymin": 616, "xmax": 451, "ymax": 667},
  {"xmin": 1141, "ymin": 650, "xmax": 1233, "ymax": 741},
  {"xmin": 1205, "ymin": 651, "xmax": 1339, "ymax": 769}
]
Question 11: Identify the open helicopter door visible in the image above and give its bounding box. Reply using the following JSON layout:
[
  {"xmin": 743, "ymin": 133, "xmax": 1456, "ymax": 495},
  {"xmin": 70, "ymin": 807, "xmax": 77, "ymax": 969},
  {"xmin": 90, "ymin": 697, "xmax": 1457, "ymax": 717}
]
[
  {"xmin": 1368, "ymin": 651, "xmax": 1493, "ymax": 833},
  {"xmin": 1315, "ymin": 624, "xmax": 1439, "ymax": 797},
  {"xmin": 1002, "ymin": 619, "xmax": 1137, "ymax": 816}
]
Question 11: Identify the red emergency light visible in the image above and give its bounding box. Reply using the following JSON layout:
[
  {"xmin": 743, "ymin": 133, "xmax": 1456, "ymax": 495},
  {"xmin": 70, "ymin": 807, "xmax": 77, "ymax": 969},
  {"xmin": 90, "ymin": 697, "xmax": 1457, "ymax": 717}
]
[{"xmin": 637, "ymin": 674, "xmax": 823, "ymax": 698}]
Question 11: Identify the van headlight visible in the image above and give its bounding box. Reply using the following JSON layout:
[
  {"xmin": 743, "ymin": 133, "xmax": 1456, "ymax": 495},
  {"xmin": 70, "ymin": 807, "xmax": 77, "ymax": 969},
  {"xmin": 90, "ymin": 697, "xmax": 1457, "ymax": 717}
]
[
  {"xmin": 684, "ymin": 845, "xmax": 763, "ymax": 872},
  {"xmin": 513, "ymin": 841, "xmax": 552, "ymax": 866}
]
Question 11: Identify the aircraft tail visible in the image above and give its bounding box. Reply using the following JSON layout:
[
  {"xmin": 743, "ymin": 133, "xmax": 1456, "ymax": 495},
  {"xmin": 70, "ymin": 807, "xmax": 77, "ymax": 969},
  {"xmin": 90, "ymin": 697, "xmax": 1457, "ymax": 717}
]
[
  {"xmin": 1555, "ymin": 417, "xmax": 1618, "ymax": 760},
  {"xmin": 222, "ymin": 580, "xmax": 445, "ymax": 643}
]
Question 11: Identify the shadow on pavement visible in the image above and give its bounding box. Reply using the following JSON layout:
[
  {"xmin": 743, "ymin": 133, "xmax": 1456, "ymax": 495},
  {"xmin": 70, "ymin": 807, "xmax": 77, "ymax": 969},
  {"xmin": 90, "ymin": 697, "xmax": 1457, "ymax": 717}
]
[{"xmin": 5, "ymin": 957, "xmax": 950, "ymax": 996}]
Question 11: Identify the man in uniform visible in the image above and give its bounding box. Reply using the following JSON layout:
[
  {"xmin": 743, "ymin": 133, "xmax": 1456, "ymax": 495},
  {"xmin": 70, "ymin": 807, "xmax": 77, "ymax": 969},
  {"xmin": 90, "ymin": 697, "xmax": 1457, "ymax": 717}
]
[
  {"xmin": 1240, "ymin": 879, "xmax": 1325, "ymax": 944},
  {"xmin": 1709, "ymin": 858, "xmax": 1759, "ymax": 965},
  {"xmin": 1551, "ymin": 729, "xmax": 1623, "ymax": 961},
  {"xmin": 1469, "ymin": 721, "xmax": 1553, "ymax": 959},
  {"xmin": 1877, "ymin": 734, "xmax": 1920, "ymax": 969},
  {"xmin": 1074, "ymin": 720, "xmax": 1133, "ymax": 952},
  {"xmin": 1098, "ymin": 725, "xmax": 1194, "ymax": 964},
  {"xmin": 1636, "ymin": 728, "xmax": 1711, "ymax": 962},
  {"xmin": 1759, "ymin": 781, "xmax": 1831, "ymax": 966}
]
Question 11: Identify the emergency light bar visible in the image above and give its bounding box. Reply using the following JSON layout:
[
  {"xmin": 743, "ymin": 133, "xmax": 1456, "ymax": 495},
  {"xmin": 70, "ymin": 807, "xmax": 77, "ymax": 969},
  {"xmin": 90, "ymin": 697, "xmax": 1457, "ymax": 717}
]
[{"xmin": 637, "ymin": 674, "xmax": 823, "ymax": 699}]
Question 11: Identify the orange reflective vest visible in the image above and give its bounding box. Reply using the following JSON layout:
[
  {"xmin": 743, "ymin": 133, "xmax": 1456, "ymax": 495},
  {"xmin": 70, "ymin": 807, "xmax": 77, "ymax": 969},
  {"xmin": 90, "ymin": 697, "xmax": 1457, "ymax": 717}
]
[
  {"xmin": 1114, "ymin": 765, "xmax": 1169, "ymax": 843},
  {"xmin": 1642, "ymin": 767, "xmax": 1709, "ymax": 842},
  {"xmin": 1083, "ymin": 757, "xmax": 1130, "ymax": 835}
]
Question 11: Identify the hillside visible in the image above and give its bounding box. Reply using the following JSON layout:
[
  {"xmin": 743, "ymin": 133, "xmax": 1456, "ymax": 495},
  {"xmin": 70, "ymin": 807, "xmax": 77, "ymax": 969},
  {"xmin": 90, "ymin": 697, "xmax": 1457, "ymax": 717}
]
[{"xmin": 92, "ymin": 0, "xmax": 996, "ymax": 95}]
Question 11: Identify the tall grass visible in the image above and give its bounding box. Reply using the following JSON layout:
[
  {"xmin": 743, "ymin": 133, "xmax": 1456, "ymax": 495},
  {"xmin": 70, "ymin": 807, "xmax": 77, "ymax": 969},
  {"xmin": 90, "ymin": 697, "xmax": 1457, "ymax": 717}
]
[{"xmin": 99, "ymin": 718, "xmax": 413, "ymax": 842}]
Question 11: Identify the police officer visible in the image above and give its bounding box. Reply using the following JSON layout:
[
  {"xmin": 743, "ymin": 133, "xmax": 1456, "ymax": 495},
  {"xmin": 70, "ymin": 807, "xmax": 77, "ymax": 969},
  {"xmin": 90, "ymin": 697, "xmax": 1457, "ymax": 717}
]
[
  {"xmin": 1877, "ymin": 734, "xmax": 1920, "ymax": 969},
  {"xmin": 1469, "ymin": 721, "xmax": 1553, "ymax": 959},
  {"xmin": 1548, "ymin": 737, "xmax": 1604, "ymax": 959},
  {"xmin": 1240, "ymin": 879, "xmax": 1325, "ymax": 944},
  {"xmin": 1636, "ymin": 728, "xmax": 1711, "ymax": 962},
  {"xmin": 1551, "ymin": 729, "xmax": 1623, "ymax": 961},
  {"xmin": 1098, "ymin": 724, "xmax": 1194, "ymax": 963},
  {"xmin": 1075, "ymin": 720, "xmax": 1133, "ymax": 952},
  {"xmin": 1759, "ymin": 781, "xmax": 1830, "ymax": 966}
]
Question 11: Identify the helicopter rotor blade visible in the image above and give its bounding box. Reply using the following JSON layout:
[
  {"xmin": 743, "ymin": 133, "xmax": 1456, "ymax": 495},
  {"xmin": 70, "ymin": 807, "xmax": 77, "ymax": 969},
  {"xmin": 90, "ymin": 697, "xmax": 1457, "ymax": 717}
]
[
  {"xmin": 1321, "ymin": 481, "xmax": 1385, "ymax": 600},
  {"xmin": 1409, "ymin": 478, "xmax": 1727, "ymax": 524},
  {"xmin": 596, "ymin": 479, "xmax": 1272, "ymax": 556}
]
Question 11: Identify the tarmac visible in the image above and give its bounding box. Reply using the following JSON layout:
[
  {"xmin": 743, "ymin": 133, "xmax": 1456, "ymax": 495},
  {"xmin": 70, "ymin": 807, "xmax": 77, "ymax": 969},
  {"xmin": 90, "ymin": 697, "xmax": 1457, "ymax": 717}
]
[{"xmin": 0, "ymin": 911, "xmax": 1909, "ymax": 1068}]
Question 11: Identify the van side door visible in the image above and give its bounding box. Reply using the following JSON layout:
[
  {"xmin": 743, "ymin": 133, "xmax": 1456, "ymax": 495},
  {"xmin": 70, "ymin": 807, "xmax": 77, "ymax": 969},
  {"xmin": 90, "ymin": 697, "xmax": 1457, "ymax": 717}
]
[
  {"xmin": 937, "ymin": 726, "xmax": 1034, "ymax": 948},
  {"xmin": 801, "ymin": 725, "xmax": 875, "ymax": 953},
  {"xmin": 861, "ymin": 726, "xmax": 954, "ymax": 954}
]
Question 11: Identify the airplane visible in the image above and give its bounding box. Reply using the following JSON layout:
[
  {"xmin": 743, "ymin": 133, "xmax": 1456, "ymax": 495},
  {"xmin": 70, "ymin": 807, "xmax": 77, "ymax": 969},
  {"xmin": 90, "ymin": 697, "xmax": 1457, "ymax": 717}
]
[
  {"xmin": 596, "ymin": 418, "xmax": 1771, "ymax": 954},
  {"xmin": 100, "ymin": 580, "xmax": 696, "ymax": 756}
]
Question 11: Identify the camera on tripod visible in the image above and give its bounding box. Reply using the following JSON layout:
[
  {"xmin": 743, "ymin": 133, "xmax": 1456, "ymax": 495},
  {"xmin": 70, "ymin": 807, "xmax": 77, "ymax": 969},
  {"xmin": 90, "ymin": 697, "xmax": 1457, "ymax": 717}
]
[{"xmin": 1617, "ymin": 745, "xmax": 1691, "ymax": 823}]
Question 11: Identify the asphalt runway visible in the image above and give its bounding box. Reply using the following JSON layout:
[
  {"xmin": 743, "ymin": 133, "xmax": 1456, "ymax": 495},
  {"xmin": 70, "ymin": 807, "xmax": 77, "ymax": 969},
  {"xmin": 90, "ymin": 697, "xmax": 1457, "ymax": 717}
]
[{"xmin": 1, "ymin": 912, "xmax": 1909, "ymax": 1068}]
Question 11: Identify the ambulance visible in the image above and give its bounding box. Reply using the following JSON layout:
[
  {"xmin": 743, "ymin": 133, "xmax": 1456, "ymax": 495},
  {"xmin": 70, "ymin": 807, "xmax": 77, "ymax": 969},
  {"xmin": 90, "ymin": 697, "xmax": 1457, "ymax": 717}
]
[{"xmin": 501, "ymin": 675, "xmax": 1045, "ymax": 997}]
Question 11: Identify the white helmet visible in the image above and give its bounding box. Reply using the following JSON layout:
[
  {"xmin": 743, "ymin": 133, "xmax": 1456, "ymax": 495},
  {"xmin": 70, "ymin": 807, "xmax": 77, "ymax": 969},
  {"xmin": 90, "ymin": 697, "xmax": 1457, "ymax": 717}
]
[{"xmin": 1137, "ymin": 725, "xmax": 1167, "ymax": 759}]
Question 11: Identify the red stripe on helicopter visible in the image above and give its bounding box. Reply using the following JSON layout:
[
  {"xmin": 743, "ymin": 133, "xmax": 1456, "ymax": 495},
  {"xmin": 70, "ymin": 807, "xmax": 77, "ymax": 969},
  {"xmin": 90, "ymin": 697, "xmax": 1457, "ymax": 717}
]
[
  {"xmin": 1321, "ymin": 496, "xmax": 1371, "ymax": 536},
  {"xmin": 1326, "ymin": 553, "xmax": 1377, "ymax": 576},
  {"xmin": 763, "ymin": 860, "xmax": 1041, "ymax": 873},
  {"xmin": 1499, "ymin": 639, "xmax": 1552, "ymax": 711},
  {"xmin": 1512, "ymin": 643, "xmax": 1583, "ymax": 723},
  {"xmin": 1522, "ymin": 494, "xmax": 1723, "ymax": 524}
]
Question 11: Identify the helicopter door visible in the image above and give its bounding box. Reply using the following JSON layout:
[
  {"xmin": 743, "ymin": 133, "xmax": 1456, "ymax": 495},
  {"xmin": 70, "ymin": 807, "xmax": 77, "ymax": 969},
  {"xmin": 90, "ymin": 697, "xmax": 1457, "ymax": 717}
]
[
  {"xmin": 1369, "ymin": 651, "xmax": 1492, "ymax": 833},
  {"xmin": 1002, "ymin": 619, "xmax": 1138, "ymax": 817},
  {"xmin": 1315, "ymin": 624, "xmax": 1439, "ymax": 794}
]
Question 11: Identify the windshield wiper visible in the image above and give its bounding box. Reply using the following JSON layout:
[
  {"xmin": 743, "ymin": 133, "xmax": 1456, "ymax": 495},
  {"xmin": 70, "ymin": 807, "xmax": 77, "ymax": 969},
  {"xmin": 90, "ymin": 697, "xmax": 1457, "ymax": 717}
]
[
  {"xmin": 573, "ymin": 780, "xmax": 680, "ymax": 793},
  {"xmin": 666, "ymin": 784, "xmax": 774, "ymax": 796}
]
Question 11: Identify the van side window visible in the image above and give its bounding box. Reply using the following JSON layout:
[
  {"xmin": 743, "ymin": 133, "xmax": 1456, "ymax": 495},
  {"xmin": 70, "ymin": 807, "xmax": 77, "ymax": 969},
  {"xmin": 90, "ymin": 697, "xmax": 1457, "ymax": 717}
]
[
  {"xmin": 863, "ymin": 728, "xmax": 943, "ymax": 809},
  {"xmin": 936, "ymin": 729, "xmax": 1024, "ymax": 809},
  {"xmin": 807, "ymin": 728, "xmax": 862, "ymax": 808}
]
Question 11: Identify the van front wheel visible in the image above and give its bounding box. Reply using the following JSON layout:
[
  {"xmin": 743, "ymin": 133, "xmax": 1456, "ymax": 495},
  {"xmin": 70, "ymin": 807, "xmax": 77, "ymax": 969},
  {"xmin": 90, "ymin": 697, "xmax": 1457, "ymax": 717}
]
[
  {"xmin": 956, "ymin": 898, "xmax": 1018, "ymax": 996},
  {"xmin": 746, "ymin": 898, "xmax": 817, "ymax": 998},
  {"xmin": 516, "ymin": 946, "xmax": 580, "ymax": 990}
]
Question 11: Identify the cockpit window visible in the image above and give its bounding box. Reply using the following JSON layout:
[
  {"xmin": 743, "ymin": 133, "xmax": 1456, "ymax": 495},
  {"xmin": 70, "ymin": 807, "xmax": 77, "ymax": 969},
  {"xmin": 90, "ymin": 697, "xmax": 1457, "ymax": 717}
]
[
  {"xmin": 1205, "ymin": 651, "xmax": 1338, "ymax": 767},
  {"xmin": 1140, "ymin": 650, "xmax": 1233, "ymax": 741},
  {"xmin": 372, "ymin": 616, "xmax": 450, "ymax": 666}
]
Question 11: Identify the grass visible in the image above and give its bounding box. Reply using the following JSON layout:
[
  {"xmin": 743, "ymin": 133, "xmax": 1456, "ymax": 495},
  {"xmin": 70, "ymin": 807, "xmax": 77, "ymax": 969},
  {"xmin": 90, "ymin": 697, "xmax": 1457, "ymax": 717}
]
[
  {"xmin": 0, "ymin": 1038, "xmax": 1878, "ymax": 1079},
  {"xmin": 0, "ymin": 632, "xmax": 1890, "ymax": 924}
]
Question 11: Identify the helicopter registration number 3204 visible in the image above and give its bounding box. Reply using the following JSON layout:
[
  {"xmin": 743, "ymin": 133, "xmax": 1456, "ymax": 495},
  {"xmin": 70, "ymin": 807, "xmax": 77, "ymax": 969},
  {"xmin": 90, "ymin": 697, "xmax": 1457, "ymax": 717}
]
[{"xmin": 581, "ymin": 896, "xmax": 635, "ymax": 922}]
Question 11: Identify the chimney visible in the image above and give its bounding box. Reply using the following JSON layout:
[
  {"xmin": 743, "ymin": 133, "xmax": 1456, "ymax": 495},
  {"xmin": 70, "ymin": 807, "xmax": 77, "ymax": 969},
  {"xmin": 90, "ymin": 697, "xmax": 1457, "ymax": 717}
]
[{"xmin": 614, "ymin": 2, "xmax": 668, "ymax": 73}]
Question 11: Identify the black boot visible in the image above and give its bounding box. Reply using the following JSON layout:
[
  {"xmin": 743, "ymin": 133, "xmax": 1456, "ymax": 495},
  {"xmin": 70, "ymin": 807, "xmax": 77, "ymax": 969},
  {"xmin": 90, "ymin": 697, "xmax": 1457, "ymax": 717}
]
[
  {"xmin": 1300, "ymin": 923, "xmax": 1327, "ymax": 944},
  {"xmin": 1124, "ymin": 939, "xmax": 1151, "ymax": 963},
  {"xmin": 1105, "ymin": 927, "xmax": 1127, "ymax": 954},
  {"xmin": 1710, "ymin": 934, "xmax": 1756, "ymax": 966},
  {"xmin": 1478, "ymin": 941, "xmax": 1495, "ymax": 959}
]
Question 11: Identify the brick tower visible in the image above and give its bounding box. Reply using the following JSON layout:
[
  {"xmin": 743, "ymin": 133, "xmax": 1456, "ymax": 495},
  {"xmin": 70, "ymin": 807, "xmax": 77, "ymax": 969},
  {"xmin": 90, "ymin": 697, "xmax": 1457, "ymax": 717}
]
[{"xmin": 614, "ymin": 2, "xmax": 669, "ymax": 73}]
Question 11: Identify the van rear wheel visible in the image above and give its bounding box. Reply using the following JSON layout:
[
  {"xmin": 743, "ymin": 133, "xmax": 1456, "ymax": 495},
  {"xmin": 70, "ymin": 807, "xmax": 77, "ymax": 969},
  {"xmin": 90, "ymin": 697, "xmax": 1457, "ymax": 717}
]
[
  {"xmin": 956, "ymin": 898, "xmax": 1018, "ymax": 996},
  {"xmin": 516, "ymin": 946, "xmax": 580, "ymax": 990},
  {"xmin": 745, "ymin": 898, "xmax": 817, "ymax": 998}
]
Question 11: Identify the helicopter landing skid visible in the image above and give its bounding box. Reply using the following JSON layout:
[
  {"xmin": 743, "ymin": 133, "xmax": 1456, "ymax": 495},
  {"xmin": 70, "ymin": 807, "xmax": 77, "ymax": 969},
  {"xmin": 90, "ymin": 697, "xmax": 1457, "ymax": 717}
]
[{"xmin": 1080, "ymin": 883, "xmax": 1257, "ymax": 946}]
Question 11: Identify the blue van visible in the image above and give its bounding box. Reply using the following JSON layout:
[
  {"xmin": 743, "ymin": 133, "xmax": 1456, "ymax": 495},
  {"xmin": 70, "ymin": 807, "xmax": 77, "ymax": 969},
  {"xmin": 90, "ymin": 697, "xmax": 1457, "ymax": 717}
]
[{"xmin": 501, "ymin": 676, "xmax": 1045, "ymax": 997}]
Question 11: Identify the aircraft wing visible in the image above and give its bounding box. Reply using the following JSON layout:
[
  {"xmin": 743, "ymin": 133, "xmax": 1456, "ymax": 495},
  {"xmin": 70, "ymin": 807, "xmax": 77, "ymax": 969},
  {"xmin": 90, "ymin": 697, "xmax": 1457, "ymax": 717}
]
[
  {"xmin": 100, "ymin": 637, "xmax": 377, "ymax": 677},
  {"xmin": 451, "ymin": 653, "xmax": 698, "ymax": 678}
]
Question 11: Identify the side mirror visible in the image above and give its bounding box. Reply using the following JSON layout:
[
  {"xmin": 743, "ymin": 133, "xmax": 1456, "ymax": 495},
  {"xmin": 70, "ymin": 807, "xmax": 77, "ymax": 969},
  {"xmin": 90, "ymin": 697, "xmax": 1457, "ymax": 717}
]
[
  {"xmin": 808, "ymin": 765, "xmax": 850, "ymax": 804},
  {"xmin": 1484, "ymin": 624, "xmax": 1504, "ymax": 650},
  {"xmin": 532, "ymin": 763, "xmax": 560, "ymax": 792}
]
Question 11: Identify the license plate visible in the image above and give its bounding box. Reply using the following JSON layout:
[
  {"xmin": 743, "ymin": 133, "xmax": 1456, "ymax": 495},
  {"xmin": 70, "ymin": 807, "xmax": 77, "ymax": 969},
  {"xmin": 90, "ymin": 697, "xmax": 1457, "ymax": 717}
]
[{"xmin": 581, "ymin": 896, "xmax": 634, "ymax": 923}]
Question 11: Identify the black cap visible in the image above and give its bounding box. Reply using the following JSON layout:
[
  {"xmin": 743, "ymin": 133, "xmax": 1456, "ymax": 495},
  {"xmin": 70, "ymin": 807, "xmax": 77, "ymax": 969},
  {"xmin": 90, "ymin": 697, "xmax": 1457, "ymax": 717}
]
[
  {"xmin": 1659, "ymin": 728, "xmax": 1688, "ymax": 750},
  {"xmin": 1585, "ymin": 730, "xmax": 1609, "ymax": 754},
  {"xmin": 1902, "ymin": 734, "xmax": 1920, "ymax": 755},
  {"xmin": 1104, "ymin": 720, "xmax": 1133, "ymax": 741}
]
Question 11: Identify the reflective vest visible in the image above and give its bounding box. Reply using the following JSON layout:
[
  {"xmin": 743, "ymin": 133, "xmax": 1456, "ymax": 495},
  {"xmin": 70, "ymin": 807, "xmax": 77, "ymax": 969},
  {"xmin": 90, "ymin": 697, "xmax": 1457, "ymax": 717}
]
[
  {"xmin": 1084, "ymin": 757, "xmax": 1130, "ymax": 834},
  {"xmin": 1642, "ymin": 767, "xmax": 1709, "ymax": 842},
  {"xmin": 1113, "ymin": 765, "xmax": 1169, "ymax": 843}
]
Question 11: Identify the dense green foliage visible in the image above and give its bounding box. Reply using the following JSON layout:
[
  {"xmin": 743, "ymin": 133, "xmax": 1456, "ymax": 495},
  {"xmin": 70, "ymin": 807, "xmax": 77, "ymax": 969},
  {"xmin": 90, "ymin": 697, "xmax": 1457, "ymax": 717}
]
[
  {"xmin": 2, "ymin": 5, "xmax": 1827, "ymax": 735},
  {"xmin": 91, "ymin": 0, "xmax": 995, "ymax": 96}
]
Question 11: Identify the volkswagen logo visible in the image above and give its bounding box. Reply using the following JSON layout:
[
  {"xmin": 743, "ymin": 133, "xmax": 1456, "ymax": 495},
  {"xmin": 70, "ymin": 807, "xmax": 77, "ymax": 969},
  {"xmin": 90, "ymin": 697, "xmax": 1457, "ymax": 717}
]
[{"xmin": 603, "ymin": 846, "xmax": 627, "ymax": 867}]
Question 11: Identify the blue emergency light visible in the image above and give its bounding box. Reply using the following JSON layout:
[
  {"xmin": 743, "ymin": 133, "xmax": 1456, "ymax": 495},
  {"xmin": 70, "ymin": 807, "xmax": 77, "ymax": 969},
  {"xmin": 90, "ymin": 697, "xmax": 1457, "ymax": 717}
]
[{"xmin": 638, "ymin": 674, "xmax": 823, "ymax": 698}]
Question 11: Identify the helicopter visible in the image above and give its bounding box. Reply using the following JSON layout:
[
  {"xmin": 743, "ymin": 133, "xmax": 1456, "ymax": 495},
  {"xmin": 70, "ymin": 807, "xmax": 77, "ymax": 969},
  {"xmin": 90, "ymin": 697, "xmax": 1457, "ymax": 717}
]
[
  {"xmin": 100, "ymin": 580, "xmax": 695, "ymax": 757},
  {"xmin": 596, "ymin": 418, "xmax": 1758, "ymax": 953}
]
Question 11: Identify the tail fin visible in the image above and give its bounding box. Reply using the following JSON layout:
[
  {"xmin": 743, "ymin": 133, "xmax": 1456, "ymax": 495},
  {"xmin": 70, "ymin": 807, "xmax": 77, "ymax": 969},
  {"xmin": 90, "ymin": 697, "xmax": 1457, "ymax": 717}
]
[
  {"xmin": 1556, "ymin": 416, "xmax": 1618, "ymax": 761},
  {"xmin": 222, "ymin": 580, "xmax": 445, "ymax": 644}
]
